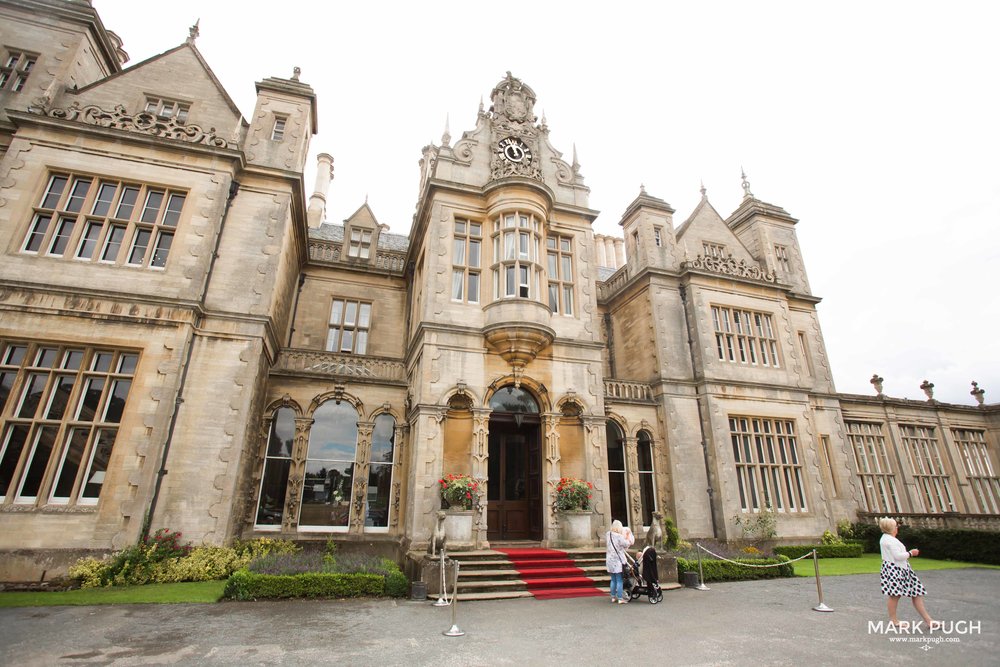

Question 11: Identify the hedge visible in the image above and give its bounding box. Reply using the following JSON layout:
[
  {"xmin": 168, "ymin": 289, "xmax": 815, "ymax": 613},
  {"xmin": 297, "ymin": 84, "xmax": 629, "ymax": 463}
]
[
  {"xmin": 676, "ymin": 556, "xmax": 793, "ymax": 582},
  {"xmin": 224, "ymin": 570, "xmax": 394, "ymax": 600},
  {"xmin": 773, "ymin": 544, "xmax": 863, "ymax": 559},
  {"xmin": 851, "ymin": 522, "xmax": 1000, "ymax": 565}
]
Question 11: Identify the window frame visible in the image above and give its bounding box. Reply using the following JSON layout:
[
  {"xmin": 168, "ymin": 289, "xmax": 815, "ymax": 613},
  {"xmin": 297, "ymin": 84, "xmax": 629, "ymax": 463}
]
[
  {"xmin": 899, "ymin": 424, "xmax": 955, "ymax": 513},
  {"xmin": 490, "ymin": 212, "xmax": 542, "ymax": 301},
  {"xmin": 729, "ymin": 416, "xmax": 807, "ymax": 513},
  {"xmin": 711, "ymin": 305, "xmax": 781, "ymax": 368},
  {"xmin": 347, "ymin": 228, "xmax": 373, "ymax": 259},
  {"xmin": 143, "ymin": 96, "xmax": 190, "ymax": 124},
  {"xmin": 271, "ymin": 115, "xmax": 287, "ymax": 141},
  {"xmin": 953, "ymin": 428, "xmax": 999, "ymax": 514},
  {"xmin": 326, "ymin": 298, "xmax": 373, "ymax": 355},
  {"xmin": 0, "ymin": 49, "xmax": 37, "ymax": 93},
  {"xmin": 21, "ymin": 172, "xmax": 185, "ymax": 270},
  {"xmin": 0, "ymin": 340, "xmax": 137, "ymax": 508},
  {"xmin": 546, "ymin": 234, "xmax": 575, "ymax": 316},
  {"xmin": 451, "ymin": 219, "xmax": 482, "ymax": 304}
]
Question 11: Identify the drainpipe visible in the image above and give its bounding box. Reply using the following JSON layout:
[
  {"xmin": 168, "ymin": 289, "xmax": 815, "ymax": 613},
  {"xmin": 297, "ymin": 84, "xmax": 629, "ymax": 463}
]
[
  {"xmin": 679, "ymin": 284, "xmax": 719, "ymax": 539},
  {"xmin": 604, "ymin": 312, "xmax": 616, "ymax": 378},
  {"xmin": 143, "ymin": 179, "xmax": 241, "ymax": 539}
]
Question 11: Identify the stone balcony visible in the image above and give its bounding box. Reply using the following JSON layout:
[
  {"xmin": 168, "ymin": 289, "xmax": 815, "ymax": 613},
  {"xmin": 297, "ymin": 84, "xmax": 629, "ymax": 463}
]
[
  {"xmin": 482, "ymin": 299, "xmax": 555, "ymax": 367},
  {"xmin": 272, "ymin": 348, "xmax": 406, "ymax": 383},
  {"xmin": 604, "ymin": 379, "xmax": 654, "ymax": 403}
]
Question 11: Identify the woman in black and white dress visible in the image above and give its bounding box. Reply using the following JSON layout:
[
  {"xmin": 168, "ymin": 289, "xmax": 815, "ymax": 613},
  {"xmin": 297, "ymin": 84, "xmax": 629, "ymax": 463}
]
[{"xmin": 879, "ymin": 517, "xmax": 937, "ymax": 628}]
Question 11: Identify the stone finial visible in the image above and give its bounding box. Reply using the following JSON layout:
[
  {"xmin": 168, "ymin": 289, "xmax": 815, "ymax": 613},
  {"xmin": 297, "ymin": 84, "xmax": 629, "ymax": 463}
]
[
  {"xmin": 186, "ymin": 19, "xmax": 200, "ymax": 45},
  {"xmin": 971, "ymin": 381, "xmax": 986, "ymax": 406},
  {"xmin": 291, "ymin": 66, "xmax": 301, "ymax": 81},
  {"xmin": 870, "ymin": 373, "xmax": 884, "ymax": 396},
  {"xmin": 741, "ymin": 167, "xmax": 753, "ymax": 198},
  {"xmin": 700, "ymin": 180, "xmax": 707, "ymax": 198},
  {"xmin": 571, "ymin": 143, "xmax": 580, "ymax": 174},
  {"xmin": 441, "ymin": 114, "xmax": 451, "ymax": 147},
  {"xmin": 478, "ymin": 96, "xmax": 485, "ymax": 114},
  {"xmin": 920, "ymin": 379, "xmax": 935, "ymax": 401},
  {"xmin": 640, "ymin": 183, "xmax": 647, "ymax": 195}
]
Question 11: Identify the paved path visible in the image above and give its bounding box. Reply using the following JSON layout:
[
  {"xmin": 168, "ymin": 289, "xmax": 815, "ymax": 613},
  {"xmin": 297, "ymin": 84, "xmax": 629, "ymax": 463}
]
[{"xmin": 1, "ymin": 569, "xmax": 997, "ymax": 666}]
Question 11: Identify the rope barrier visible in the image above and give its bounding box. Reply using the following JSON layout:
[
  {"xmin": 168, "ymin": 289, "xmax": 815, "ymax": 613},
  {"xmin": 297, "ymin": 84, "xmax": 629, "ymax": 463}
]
[
  {"xmin": 693, "ymin": 542, "xmax": 835, "ymax": 613},
  {"xmin": 696, "ymin": 543, "xmax": 815, "ymax": 566}
]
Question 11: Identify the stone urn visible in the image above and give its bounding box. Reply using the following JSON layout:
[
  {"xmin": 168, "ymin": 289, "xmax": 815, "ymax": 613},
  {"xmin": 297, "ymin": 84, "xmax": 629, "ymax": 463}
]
[
  {"xmin": 555, "ymin": 510, "xmax": 593, "ymax": 546},
  {"xmin": 443, "ymin": 509, "xmax": 474, "ymax": 547}
]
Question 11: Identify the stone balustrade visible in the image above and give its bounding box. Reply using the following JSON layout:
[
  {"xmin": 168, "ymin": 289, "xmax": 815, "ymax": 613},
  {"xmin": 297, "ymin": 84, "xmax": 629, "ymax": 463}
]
[
  {"xmin": 857, "ymin": 511, "xmax": 1000, "ymax": 532},
  {"xmin": 604, "ymin": 379, "xmax": 654, "ymax": 402},
  {"xmin": 274, "ymin": 349, "xmax": 405, "ymax": 382},
  {"xmin": 597, "ymin": 265, "xmax": 630, "ymax": 301}
]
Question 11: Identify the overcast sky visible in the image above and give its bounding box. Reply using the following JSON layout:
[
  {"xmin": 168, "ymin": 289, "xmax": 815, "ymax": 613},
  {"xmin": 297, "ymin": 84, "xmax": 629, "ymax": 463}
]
[{"xmin": 94, "ymin": 0, "xmax": 999, "ymax": 405}]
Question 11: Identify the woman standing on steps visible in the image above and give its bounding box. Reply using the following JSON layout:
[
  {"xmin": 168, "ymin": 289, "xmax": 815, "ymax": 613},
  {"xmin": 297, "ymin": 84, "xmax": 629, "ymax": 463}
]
[
  {"xmin": 879, "ymin": 516, "xmax": 938, "ymax": 629},
  {"xmin": 605, "ymin": 520, "xmax": 632, "ymax": 604}
]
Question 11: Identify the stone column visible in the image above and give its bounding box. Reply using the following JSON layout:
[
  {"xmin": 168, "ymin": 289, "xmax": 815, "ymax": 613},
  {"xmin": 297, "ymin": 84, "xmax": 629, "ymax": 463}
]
[
  {"xmin": 471, "ymin": 408, "xmax": 491, "ymax": 548},
  {"xmin": 595, "ymin": 234, "xmax": 608, "ymax": 268},
  {"xmin": 350, "ymin": 421, "xmax": 374, "ymax": 531},
  {"xmin": 604, "ymin": 237, "xmax": 616, "ymax": 269},
  {"xmin": 624, "ymin": 435, "xmax": 642, "ymax": 529},
  {"xmin": 614, "ymin": 238, "xmax": 626, "ymax": 269},
  {"xmin": 281, "ymin": 417, "xmax": 313, "ymax": 533},
  {"xmin": 407, "ymin": 406, "xmax": 448, "ymax": 548},
  {"xmin": 391, "ymin": 421, "xmax": 408, "ymax": 529},
  {"xmin": 542, "ymin": 412, "xmax": 562, "ymax": 541},
  {"xmin": 583, "ymin": 415, "xmax": 609, "ymax": 532}
]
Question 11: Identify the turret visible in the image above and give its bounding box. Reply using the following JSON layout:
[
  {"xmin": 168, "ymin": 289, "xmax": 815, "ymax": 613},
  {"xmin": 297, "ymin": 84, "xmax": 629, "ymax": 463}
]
[
  {"xmin": 619, "ymin": 185, "xmax": 680, "ymax": 272},
  {"xmin": 307, "ymin": 152, "xmax": 334, "ymax": 228},
  {"xmin": 245, "ymin": 67, "xmax": 317, "ymax": 172}
]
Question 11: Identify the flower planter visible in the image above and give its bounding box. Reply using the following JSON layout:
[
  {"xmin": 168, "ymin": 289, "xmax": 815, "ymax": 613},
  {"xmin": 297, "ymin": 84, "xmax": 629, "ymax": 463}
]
[
  {"xmin": 556, "ymin": 510, "xmax": 593, "ymax": 546},
  {"xmin": 443, "ymin": 509, "xmax": 474, "ymax": 546}
]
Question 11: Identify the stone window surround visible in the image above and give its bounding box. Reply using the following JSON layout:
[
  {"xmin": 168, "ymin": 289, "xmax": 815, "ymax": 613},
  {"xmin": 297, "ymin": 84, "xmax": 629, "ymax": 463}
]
[
  {"xmin": 21, "ymin": 171, "xmax": 186, "ymax": 270},
  {"xmin": 953, "ymin": 428, "xmax": 999, "ymax": 514},
  {"xmin": 711, "ymin": 305, "xmax": 781, "ymax": 368},
  {"xmin": 899, "ymin": 424, "xmax": 956, "ymax": 513},
  {"xmin": 0, "ymin": 339, "xmax": 137, "ymax": 509},
  {"xmin": 729, "ymin": 416, "xmax": 808, "ymax": 513},
  {"xmin": 0, "ymin": 48, "xmax": 36, "ymax": 93},
  {"xmin": 451, "ymin": 218, "xmax": 481, "ymax": 304},
  {"xmin": 545, "ymin": 233, "xmax": 574, "ymax": 316},
  {"xmin": 347, "ymin": 227, "xmax": 372, "ymax": 259},
  {"xmin": 846, "ymin": 421, "xmax": 900, "ymax": 513},
  {"xmin": 143, "ymin": 95, "xmax": 190, "ymax": 124},
  {"xmin": 491, "ymin": 210, "xmax": 542, "ymax": 301},
  {"xmin": 326, "ymin": 298, "xmax": 372, "ymax": 355},
  {"xmin": 271, "ymin": 114, "xmax": 287, "ymax": 141},
  {"xmin": 253, "ymin": 403, "xmax": 399, "ymax": 533}
]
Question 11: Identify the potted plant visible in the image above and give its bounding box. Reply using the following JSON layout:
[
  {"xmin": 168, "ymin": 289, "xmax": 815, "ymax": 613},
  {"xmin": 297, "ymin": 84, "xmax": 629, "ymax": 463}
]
[
  {"xmin": 554, "ymin": 477, "xmax": 594, "ymax": 545},
  {"xmin": 438, "ymin": 473, "xmax": 477, "ymax": 545}
]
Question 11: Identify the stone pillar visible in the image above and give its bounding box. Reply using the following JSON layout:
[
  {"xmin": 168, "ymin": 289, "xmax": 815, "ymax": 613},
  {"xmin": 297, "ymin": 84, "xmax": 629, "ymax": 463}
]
[
  {"xmin": 583, "ymin": 415, "xmax": 609, "ymax": 532},
  {"xmin": 471, "ymin": 408, "xmax": 491, "ymax": 548},
  {"xmin": 307, "ymin": 152, "xmax": 334, "ymax": 228},
  {"xmin": 603, "ymin": 238, "xmax": 615, "ymax": 269},
  {"xmin": 624, "ymin": 435, "xmax": 641, "ymax": 529},
  {"xmin": 406, "ymin": 406, "xmax": 448, "ymax": 549},
  {"xmin": 614, "ymin": 238, "xmax": 626, "ymax": 269},
  {"xmin": 281, "ymin": 417, "xmax": 313, "ymax": 533},
  {"xmin": 542, "ymin": 412, "xmax": 562, "ymax": 543},
  {"xmin": 350, "ymin": 421, "xmax": 374, "ymax": 532},
  {"xmin": 595, "ymin": 234, "xmax": 608, "ymax": 268}
]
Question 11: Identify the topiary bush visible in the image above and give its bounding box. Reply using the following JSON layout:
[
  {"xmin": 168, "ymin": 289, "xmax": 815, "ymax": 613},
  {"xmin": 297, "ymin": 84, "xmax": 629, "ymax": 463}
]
[
  {"xmin": 773, "ymin": 543, "xmax": 863, "ymax": 559},
  {"xmin": 676, "ymin": 555, "xmax": 793, "ymax": 582},
  {"xmin": 662, "ymin": 516, "xmax": 680, "ymax": 551},
  {"xmin": 224, "ymin": 570, "xmax": 385, "ymax": 600}
]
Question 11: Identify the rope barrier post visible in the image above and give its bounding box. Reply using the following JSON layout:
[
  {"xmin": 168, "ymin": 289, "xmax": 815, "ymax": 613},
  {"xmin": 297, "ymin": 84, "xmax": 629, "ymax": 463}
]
[
  {"xmin": 695, "ymin": 543, "xmax": 710, "ymax": 591},
  {"xmin": 432, "ymin": 548, "xmax": 450, "ymax": 606},
  {"xmin": 811, "ymin": 549, "xmax": 833, "ymax": 612},
  {"xmin": 443, "ymin": 561, "xmax": 465, "ymax": 637}
]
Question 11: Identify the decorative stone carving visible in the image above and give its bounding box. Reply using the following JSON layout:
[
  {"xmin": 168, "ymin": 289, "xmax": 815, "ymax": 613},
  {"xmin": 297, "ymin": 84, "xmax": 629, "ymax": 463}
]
[
  {"xmin": 488, "ymin": 72, "xmax": 543, "ymax": 183},
  {"xmin": 682, "ymin": 254, "xmax": 776, "ymax": 284},
  {"xmin": 870, "ymin": 373, "xmax": 885, "ymax": 397},
  {"xmin": 971, "ymin": 381, "xmax": 986, "ymax": 406},
  {"xmin": 31, "ymin": 103, "xmax": 236, "ymax": 149},
  {"xmin": 920, "ymin": 379, "xmax": 935, "ymax": 401}
]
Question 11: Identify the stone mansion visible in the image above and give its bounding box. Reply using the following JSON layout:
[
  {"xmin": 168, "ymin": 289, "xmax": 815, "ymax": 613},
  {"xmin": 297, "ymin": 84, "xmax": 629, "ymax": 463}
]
[{"xmin": 1, "ymin": 0, "xmax": 997, "ymax": 580}]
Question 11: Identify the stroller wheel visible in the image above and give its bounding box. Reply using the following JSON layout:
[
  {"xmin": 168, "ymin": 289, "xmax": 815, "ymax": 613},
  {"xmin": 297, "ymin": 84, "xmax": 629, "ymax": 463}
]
[
  {"xmin": 629, "ymin": 588, "xmax": 641, "ymax": 600},
  {"xmin": 650, "ymin": 588, "xmax": 663, "ymax": 604}
]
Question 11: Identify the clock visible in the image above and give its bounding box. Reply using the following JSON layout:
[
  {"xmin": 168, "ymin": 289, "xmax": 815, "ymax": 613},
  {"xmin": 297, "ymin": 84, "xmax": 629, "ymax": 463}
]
[{"xmin": 498, "ymin": 137, "xmax": 532, "ymax": 164}]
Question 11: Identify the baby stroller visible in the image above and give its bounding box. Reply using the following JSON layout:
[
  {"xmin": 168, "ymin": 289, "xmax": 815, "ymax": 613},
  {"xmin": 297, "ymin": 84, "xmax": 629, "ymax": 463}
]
[{"xmin": 624, "ymin": 546, "xmax": 663, "ymax": 604}]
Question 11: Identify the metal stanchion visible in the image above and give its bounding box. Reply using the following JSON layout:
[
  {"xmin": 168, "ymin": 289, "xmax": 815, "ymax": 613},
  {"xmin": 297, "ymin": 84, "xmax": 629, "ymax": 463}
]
[
  {"xmin": 695, "ymin": 543, "xmax": 710, "ymax": 590},
  {"xmin": 443, "ymin": 561, "xmax": 465, "ymax": 637},
  {"xmin": 432, "ymin": 549, "xmax": 450, "ymax": 606},
  {"xmin": 811, "ymin": 549, "xmax": 833, "ymax": 612}
]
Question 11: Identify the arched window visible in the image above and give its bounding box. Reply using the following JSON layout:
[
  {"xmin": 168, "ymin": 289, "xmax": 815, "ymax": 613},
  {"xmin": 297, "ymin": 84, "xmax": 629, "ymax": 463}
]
[
  {"xmin": 606, "ymin": 421, "xmax": 629, "ymax": 526},
  {"xmin": 300, "ymin": 401, "xmax": 358, "ymax": 530},
  {"xmin": 365, "ymin": 414, "xmax": 396, "ymax": 529},
  {"xmin": 255, "ymin": 407, "xmax": 294, "ymax": 527},
  {"xmin": 637, "ymin": 430, "xmax": 657, "ymax": 527},
  {"xmin": 489, "ymin": 385, "xmax": 539, "ymax": 413}
]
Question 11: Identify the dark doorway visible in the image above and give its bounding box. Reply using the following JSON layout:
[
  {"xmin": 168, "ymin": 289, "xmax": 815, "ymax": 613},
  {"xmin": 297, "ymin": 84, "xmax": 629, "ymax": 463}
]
[{"xmin": 487, "ymin": 420, "xmax": 541, "ymax": 541}]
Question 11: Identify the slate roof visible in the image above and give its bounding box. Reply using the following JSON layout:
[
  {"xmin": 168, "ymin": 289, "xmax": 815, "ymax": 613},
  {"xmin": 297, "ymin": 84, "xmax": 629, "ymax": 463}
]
[
  {"xmin": 597, "ymin": 266, "xmax": 617, "ymax": 281},
  {"xmin": 309, "ymin": 224, "xmax": 410, "ymax": 252}
]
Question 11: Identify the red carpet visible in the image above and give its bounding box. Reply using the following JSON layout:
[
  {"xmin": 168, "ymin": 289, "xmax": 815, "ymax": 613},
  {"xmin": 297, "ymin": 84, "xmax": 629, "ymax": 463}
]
[{"xmin": 496, "ymin": 548, "xmax": 606, "ymax": 600}]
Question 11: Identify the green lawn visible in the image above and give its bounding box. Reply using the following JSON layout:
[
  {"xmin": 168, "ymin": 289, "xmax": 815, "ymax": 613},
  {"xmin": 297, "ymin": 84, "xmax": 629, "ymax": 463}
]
[
  {"xmin": 791, "ymin": 552, "xmax": 1000, "ymax": 577},
  {"xmin": 0, "ymin": 580, "xmax": 227, "ymax": 608}
]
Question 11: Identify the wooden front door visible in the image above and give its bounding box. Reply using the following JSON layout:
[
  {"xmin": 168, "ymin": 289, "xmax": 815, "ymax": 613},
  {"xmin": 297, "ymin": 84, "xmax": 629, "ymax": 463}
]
[{"xmin": 487, "ymin": 423, "xmax": 541, "ymax": 541}]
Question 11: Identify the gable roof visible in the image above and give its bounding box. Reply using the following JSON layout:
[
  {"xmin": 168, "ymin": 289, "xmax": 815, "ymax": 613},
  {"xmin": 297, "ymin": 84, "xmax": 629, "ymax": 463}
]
[
  {"xmin": 73, "ymin": 42, "xmax": 243, "ymax": 119},
  {"xmin": 309, "ymin": 224, "xmax": 410, "ymax": 253},
  {"xmin": 675, "ymin": 195, "xmax": 755, "ymax": 264}
]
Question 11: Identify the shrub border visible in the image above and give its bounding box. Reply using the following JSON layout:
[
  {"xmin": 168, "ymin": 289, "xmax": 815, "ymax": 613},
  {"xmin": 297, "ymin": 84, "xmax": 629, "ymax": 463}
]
[
  {"xmin": 773, "ymin": 544, "xmax": 863, "ymax": 559},
  {"xmin": 676, "ymin": 556, "xmax": 793, "ymax": 582}
]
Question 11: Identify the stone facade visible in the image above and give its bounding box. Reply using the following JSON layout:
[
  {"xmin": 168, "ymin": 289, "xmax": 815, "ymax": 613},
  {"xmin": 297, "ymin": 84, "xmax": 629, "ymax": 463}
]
[{"xmin": 0, "ymin": 0, "xmax": 997, "ymax": 581}]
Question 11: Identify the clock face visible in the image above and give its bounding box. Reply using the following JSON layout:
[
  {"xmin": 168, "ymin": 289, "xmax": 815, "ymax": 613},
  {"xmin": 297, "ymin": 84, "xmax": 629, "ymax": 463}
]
[{"xmin": 498, "ymin": 137, "xmax": 532, "ymax": 164}]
